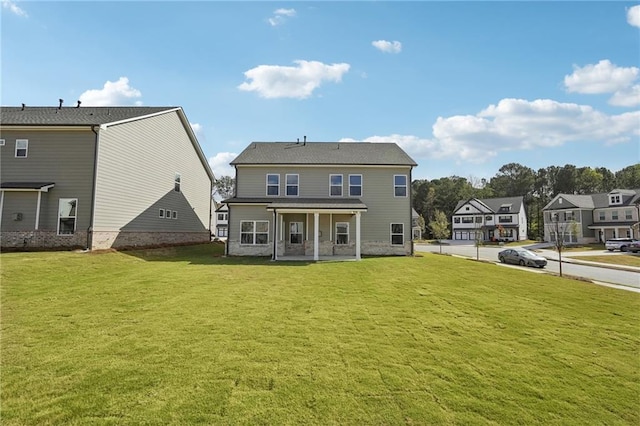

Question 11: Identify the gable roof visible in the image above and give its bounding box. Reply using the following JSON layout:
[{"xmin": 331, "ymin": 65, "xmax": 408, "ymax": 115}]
[
  {"xmin": 453, "ymin": 196, "xmax": 524, "ymax": 214},
  {"xmin": 230, "ymin": 142, "xmax": 417, "ymax": 166},
  {"xmin": 0, "ymin": 106, "xmax": 180, "ymax": 126},
  {"xmin": 543, "ymin": 189, "xmax": 640, "ymax": 210}
]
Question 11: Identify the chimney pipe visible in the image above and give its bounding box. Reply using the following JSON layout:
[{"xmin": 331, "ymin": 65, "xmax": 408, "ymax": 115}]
[
  {"xmin": 304, "ymin": 135, "xmax": 306, "ymax": 143},
  {"xmin": 76, "ymin": 100, "xmax": 81, "ymax": 108},
  {"xmin": 21, "ymin": 103, "xmax": 25, "ymax": 111},
  {"xmin": 58, "ymin": 99, "xmax": 63, "ymax": 109}
]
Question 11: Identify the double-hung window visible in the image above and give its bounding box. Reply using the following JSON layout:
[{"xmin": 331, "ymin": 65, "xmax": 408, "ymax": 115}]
[
  {"xmin": 330, "ymin": 174, "xmax": 343, "ymax": 196},
  {"xmin": 349, "ymin": 174, "xmax": 362, "ymax": 197},
  {"xmin": 290, "ymin": 222, "xmax": 303, "ymax": 244},
  {"xmin": 391, "ymin": 223, "xmax": 404, "ymax": 245},
  {"xmin": 335, "ymin": 222, "xmax": 349, "ymax": 244},
  {"xmin": 174, "ymin": 173, "xmax": 181, "ymax": 192},
  {"xmin": 598, "ymin": 211, "xmax": 605, "ymax": 221},
  {"xmin": 267, "ymin": 174, "xmax": 280, "ymax": 196},
  {"xmin": 241, "ymin": 220, "xmax": 269, "ymax": 245},
  {"xmin": 15, "ymin": 139, "xmax": 28, "ymax": 158},
  {"xmin": 394, "ymin": 175, "xmax": 407, "ymax": 197},
  {"xmin": 286, "ymin": 174, "xmax": 299, "ymax": 196},
  {"xmin": 57, "ymin": 198, "xmax": 77, "ymax": 235},
  {"xmin": 159, "ymin": 209, "xmax": 165, "ymax": 218},
  {"xmin": 612, "ymin": 210, "xmax": 619, "ymax": 220},
  {"xmin": 625, "ymin": 210, "xmax": 633, "ymax": 220}
]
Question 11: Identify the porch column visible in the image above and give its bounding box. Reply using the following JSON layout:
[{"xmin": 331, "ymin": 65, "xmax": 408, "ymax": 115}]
[
  {"xmin": 272, "ymin": 210, "xmax": 278, "ymax": 261},
  {"xmin": 314, "ymin": 212, "xmax": 319, "ymax": 261},
  {"xmin": 35, "ymin": 191, "xmax": 42, "ymax": 230},
  {"xmin": 0, "ymin": 191, "xmax": 4, "ymax": 229},
  {"xmin": 355, "ymin": 211, "xmax": 361, "ymax": 260}
]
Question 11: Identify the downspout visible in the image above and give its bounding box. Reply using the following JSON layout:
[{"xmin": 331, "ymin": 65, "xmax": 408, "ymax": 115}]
[
  {"xmin": 409, "ymin": 166, "xmax": 414, "ymax": 255},
  {"xmin": 88, "ymin": 125, "xmax": 99, "ymax": 250}
]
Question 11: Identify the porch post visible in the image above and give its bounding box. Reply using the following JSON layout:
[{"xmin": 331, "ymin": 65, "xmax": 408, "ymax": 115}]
[
  {"xmin": 0, "ymin": 191, "xmax": 4, "ymax": 230},
  {"xmin": 272, "ymin": 210, "xmax": 278, "ymax": 261},
  {"xmin": 314, "ymin": 212, "xmax": 319, "ymax": 261},
  {"xmin": 35, "ymin": 191, "xmax": 42, "ymax": 230},
  {"xmin": 355, "ymin": 211, "xmax": 361, "ymax": 260}
]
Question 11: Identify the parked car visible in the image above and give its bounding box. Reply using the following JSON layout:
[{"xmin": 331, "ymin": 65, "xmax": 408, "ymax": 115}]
[
  {"xmin": 498, "ymin": 248, "xmax": 547, "ymax": 268},
  {"xmin": 627, "ymin": 241, "xmax": 640, "ymax": 253},
  {"xmin": 605, "ymin": 238, "xmax": 637, "ymax": 252}
]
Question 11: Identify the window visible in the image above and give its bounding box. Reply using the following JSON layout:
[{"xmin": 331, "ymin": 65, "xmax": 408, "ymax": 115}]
[
  {"xmin": 57, "ymin": 198, "xmax": 77, "ymax": 235},
  {"xmin": 166, "ymin": 210, "xmax": 173, "ymax": 220},
  {"xmin": 610, "ymin": 194, "xmax": 621, "ymax": 205},
  {"xmin": 172, "ymin": 210, "xmax": 178, "ymax": 219},
  {"xmin": 15, "ymin": 139, "xmax": 28, "ymax": 158},
  {"xmin": 498, "ymin": 216, "xmax": 513, "ymax": 223},
  {"xmin": 391, "ymin": 223, "xmax": 404, "ymax": 245},
  {"xmin": 485, "ymin": 215, "xmax": 492, "ymax": 221},
  {"xmin": 217, "ymin": 227, "xmax": 228, "ymax": 238},
  {"xmin": 241, "ymin": 220, "xmax": 269, "ymax": 245},
  {"xmin": 286, "ymin": 174, "xmax": 299, "ymax": 196},
  {"xmin": 290, "ymin": 222, "xmax": 303, "ymax": 244},
  {"xmin": 330, "ymin": 174, "xmax": 343, "ymax": 196},
  {"xmin": 612, "ymin": 210, "xmax": 619, "ymax": 220},
  {"xmin": 217, "ymin": 213, "xmax": 227, "ymax": 221},
  {"xmin": 564, "ymin": 211, "xmax": 574, "ymax": 221},
  {"xmin": 394, "ymin": 175, "xmax": 407, "ymax": 197},
  {"xmin": 174, "ymin": 173, "xmax": 181, "ymax": 192},
  {"xmin": 475, "ymin": 217, "xmax": 482, "ymax": 223},
  {"xmin": 349, "ymin": 174, "xmax": 362, "ymax": 197},
  {"xmin": 462, "ymin": 217, "xmax": 473, "ymax": 224},
  {"xmin": 159, "ymin": 209, "xmax": 165, "ymax": 218},
  {"xmin": 266, "ymin": 174, "xmax": 280, "ymax": 196},
  {"xmin": 625, "ymin": 210, "xmax": 633, "ymax": 220},
  {"xmin": 599, "ymin": 211, "xmax": 605, "ymax": 221},
  {"xmin": 454, "ymin": 217, "xmax": 460, "ymax": 223},
  {"xmin": 0, "ymin": 139, "xmax": 4, "ymax": 146},
  {"xmin": 335, "ymin": 222, "xmax": 349, "ymax": 244}
]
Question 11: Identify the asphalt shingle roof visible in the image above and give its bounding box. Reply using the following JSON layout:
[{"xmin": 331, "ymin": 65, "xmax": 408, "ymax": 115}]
[
  {"xmin": 0, "ymin": 106, "xmax": 178, "ymax": 126},
  {"xmin": 454, "ymin": 196, "xmax": 524, "ymax": 214},
  {"xmin": 230, "ymin": 142, "xmax": 417, "ymax": 166}
]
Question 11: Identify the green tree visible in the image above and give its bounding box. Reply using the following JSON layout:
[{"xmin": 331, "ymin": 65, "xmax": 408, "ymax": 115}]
[
  {"xmin": 615, "ymin": 164, "xmax": 640, "ymax": 188},
  {"xmin": 212, "ymin": 175, "xmax": 235, "ymax": 200},
  {"xmin": 428, "ymin": 210, "xmax": 450, "ymax": 253}
]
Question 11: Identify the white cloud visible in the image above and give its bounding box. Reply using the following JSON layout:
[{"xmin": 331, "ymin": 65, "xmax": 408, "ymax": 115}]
[
  {"xmin": 208, "ymin": 152, "xmax": 238, "ymax": 178},
  {"xmin": 2, "ymin": 0, "xmax": 27, "ymax": 17},
  {"xmin": 627, "ymin": 5, "xmax": 640, "ymax": 27},
  {"xmin": 190, "ymin": 122, "xmax": 204, "ymax": 142},
  {"xmin": 238, "ymin": 60, "xmax": 350, "ymax": 99},
  {"xmin": 79, "ymin": 77, "xmax": 143, "ymax": 106},
  {"xmin": 268, "ymin": 8, "xmax": 296, "ymax": 26},
  {"xmin": 372, "ymin": 40, "xmax": 402, "ymax": 54},
  {"xmin": 564, "ymin": 60, "xmax": 640, "ymax": 106},
  {"xmin": 343, "ymin": 98, "xmax": 640, "ymax": 164}
]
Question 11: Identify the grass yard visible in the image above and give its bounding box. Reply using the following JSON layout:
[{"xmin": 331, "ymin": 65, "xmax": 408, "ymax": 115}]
[
  {"xmin": 570, "ymin": 254, "xmax": 640, "ymax": 268},
  {"xmin": 2, "ymin": 244, "xmax": 639, "ymax": 425}
]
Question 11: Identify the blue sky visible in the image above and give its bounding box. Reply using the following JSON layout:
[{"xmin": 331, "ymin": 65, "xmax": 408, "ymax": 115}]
[{"xmin": 2, "ymin": 1, "xmax": 639, "ymax": 181}]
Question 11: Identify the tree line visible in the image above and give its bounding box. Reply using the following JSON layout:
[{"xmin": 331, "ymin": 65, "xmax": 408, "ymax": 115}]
[{"xmin": 412, "ymin": 163, "xmax": 640, "ymax": 240}]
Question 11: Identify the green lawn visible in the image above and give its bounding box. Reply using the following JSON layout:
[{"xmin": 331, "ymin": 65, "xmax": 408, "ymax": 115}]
[
  {"xmin": 570, "ymin": 254, "xmax": 640, "ymax": 267},
  {"xmin": 2, "ymin": 244, "xmax": 639, "ymax": 425}
]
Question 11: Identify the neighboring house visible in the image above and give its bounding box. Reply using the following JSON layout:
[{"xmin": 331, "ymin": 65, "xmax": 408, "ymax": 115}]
[
  {"xmin": 0, "ymin": 104, "xmax": 214, "ymax": 250},
  {"xmin": 411, "ymin": 208, "xmax": 422, "ymax": 240},
  {"xmin": 224, "ymin": 141, "xmax": 417, "ymax": 260},
  {"xmin": 213, "ymin": 202, "xmax": 228, "ymax": 240},
  {"xmin": 542, "ymin": 189, "xmax": 640, "ymax": 243},
  {"xmin": 451, "ymin": 196, "xmax": 527, "ymax": 242}
]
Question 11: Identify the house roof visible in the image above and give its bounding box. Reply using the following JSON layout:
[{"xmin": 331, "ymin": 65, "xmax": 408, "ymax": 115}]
[
  {"xmin": 0, "ymin": 106, "xmax": 179, "ymax": 126},
  {"xmin": 230, "ymin": 142, "xmax": 417, "ymax": 166},
  {"xmin": 1, "ymin": 182, "xmax": 55, "ymax": 190},
  {"xmin": 453, "ymin": 196, "xmax": 524, "ymax": 214},
  {"xmin": 543, "ymin": 189, "xmax": 640, "ymax": 210}
]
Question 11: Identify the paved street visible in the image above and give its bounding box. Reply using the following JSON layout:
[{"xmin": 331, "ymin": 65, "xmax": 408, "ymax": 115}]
[{"xmin": 415, "ymin": 242, "xmax": 640, "ymax": 292}]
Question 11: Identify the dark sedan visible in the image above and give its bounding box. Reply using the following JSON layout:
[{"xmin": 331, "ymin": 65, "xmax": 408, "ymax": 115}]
[{"xmin": 498, "ymin": 248, "xmax": 547, "ymax": 268}]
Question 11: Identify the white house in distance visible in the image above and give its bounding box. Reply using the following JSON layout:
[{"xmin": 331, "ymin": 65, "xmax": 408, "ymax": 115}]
[
  {"xmin": 451, "ymin": 196, "xmax": 527, "ymax": 242},
  {"xmin": 213, "ymin": 202, "xmax": 228, "ymax": 240}
]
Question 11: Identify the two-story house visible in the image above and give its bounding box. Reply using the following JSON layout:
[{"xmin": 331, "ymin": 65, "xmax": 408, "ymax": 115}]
[
  {"xmin": 451, "ymin": 196, "xmax": 527, "ymax": 242},
  {"xmin": 542, "ymin": 189, "xmax": 640, "ymax": 243},
  {"xmin": 0, "ymin": 104, "xmax": 214, "ymax": 250},
  {"xmin": 223, "ymin": 141, "xmax": 417, "ymax": 260}
]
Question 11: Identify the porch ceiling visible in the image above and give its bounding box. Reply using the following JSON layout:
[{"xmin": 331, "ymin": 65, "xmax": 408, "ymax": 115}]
[{"xmin": 0, "ymin": 182, "xmax": 55, "ymax": 192}]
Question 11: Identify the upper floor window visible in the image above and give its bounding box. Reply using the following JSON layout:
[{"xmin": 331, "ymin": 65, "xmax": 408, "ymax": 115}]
[
  {"xmin": 394, "ymin": 175, "xmax": 407, "ymax": 197},
  {"xmin": 0, "ymin": 139, "xmax": 5, "ymax": 146},
  {"xmin": 330, "ymin": 174, "xmax": 343, "ymax": 197},
  {"xmin": 159, "ymin": 208, "xmax": 165, "ymax": 218},
  {"xmin": 57, "ymin": 198, "xmax": 77, "ymax": 235},
  {"xmin": 475, "ymin": 216, "xmax": 482, "ymax": 223},
  {"xmin": 349, "ymin": 174, "xmax": 362, "ymax": 197},
  {"xmin": 485, "ymin": 215, "xmax": 492, "ymax": 221},
  {"xmin": 598, "ymin": 211, "xmax": 605, "ymax": 221},
  {"xmin": 564, "ymin": 211, "xmax": 574, "ymax": 221},
  {"xmin": 612, "ymin": 210, "xmax": 619, "ymax": 220},
  {"xmin": 266, "ymin": 174, "xmax": 280, "ymax": 196},
  {"xmin": 286, "ymin": 174, "xmax": 299, "ymax": 196},
  {"xmin": 609, "ymin": 194, "xmax": 622, "ymax": 205},
  {"xmin": 391, "ymin": 223, "xmax": 404, "ymax": 245},
  {"xmin": 498, "ymin": 216, "xmax": 513, "ymax": 223},
  {"xmin": 15, "ymin": 139, "xmax": 28, "ymax": 158},
  {"xmin": 174, "ymin": 173, "xmax": 181, "ymax": 192},
  {"xmin": 454, "ymin": 217, "xmax": 461, "ymax": 223},
  {"xmin": 625, "ymin": 209, "xmax": 633, "ymax": 220},
  {"xmin": 217, "ymin": 213, "xmax": 227, "ymax": 221},
  {"xmin": 462, "ymin": 217, "xmax": 473, "ymax": 224}
]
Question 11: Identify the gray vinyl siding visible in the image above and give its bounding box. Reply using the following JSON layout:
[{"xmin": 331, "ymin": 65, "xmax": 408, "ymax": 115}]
[
  {"xmin": 228, "ymin": 205, "xmax": 272, "ymax": 243},
  {"xmin": 0, "ymin": 129, "xmax": 95, "ymax": 233},
  {"xmin": 93, "ymin": 111, "xmax": 211, "ymax": 232},
  {"xmin": 235, "ymin": 165, "xmax": 412, "ymax": 242}
]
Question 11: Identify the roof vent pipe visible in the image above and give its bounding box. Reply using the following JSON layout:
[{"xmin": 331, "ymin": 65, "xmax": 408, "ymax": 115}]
[
  {"xmin": 21, "ymin": 103, "xmax": 25, "ymax": 111},
  {"xmin": 58, "ymin": 99, "xmax": 63, "ymax": 109},
  {"xmin": 303, "ymin": 135, "xmax": 306, "ymax": 146},
  {"xmin": 76, "ymin": 100, "xmax": 81, "ymax": 108}
]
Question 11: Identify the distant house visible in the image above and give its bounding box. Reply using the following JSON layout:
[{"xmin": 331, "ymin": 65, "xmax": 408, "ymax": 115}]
[
  {"xmin": 224, "ymin": 141, "xmax": 417, "ymax": 260},
  {"xmin": 452, "ymin": 196, "xmax": 527, "ymax": 242},
  {"xmin": 542, "ymin": 189, "xmax": 640, "ymax": 243},
  {"xmin": 0, "ymin": 105, "xmax": 214, "ymax": 250},
  {"xmin": 412, "ymin": 208, "xmax": 422, "ymax": 240},
  {"xmin": 214, "ymin": 202, "xmax": 228, "ymax": 240}
]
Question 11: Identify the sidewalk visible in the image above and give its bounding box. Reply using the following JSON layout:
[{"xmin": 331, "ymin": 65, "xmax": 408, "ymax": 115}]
[{"xmin": 536, "ymin": 249, "xmax": 640, "ymax": 273}]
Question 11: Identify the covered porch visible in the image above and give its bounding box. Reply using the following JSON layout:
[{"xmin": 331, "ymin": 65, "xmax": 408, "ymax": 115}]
[{"xmin": 267, "ymin": 198, "xmax": 368, "ymax": 261}]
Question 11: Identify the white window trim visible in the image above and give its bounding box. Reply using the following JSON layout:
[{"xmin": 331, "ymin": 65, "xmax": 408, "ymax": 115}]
[
  {"xmin": 240, "ymin": 220, "xmax": 270, "ymax": 245},
  {"xmin": 0, "ymin": 139, "xmax": 5, "ymax": 146},
  {"xmin": 348, "ymin": 174, "xmax": 363, "ymax": 197},
  {"xmin": 166, "ymin": 210, "xmax": 173, "ymax": 220},
  {"xmin": 330, "ymin": 174, "xmax": 343, "ymax": 197},
  {"xmin": 266, "ymin": 174, "xmax": 280, "ymax": 197},
  {"xmin": 391, "ymin": 223, "xmax": 404, "ymax": 245},
  {"xmin": 172, "ymin": 210, "xmax": 178, "ymax": 220},
  {"xmin": 335, "ymin": 222, "xmax": 349, "ymax": 244},
  {"xmin": 289, "ymin": 221, "xmax": 303, "ymax": 244},
  {"xmin": 15, "ymin": 139, "xmax": 28, "ymax": 158},
  {"xmin": 174, "ymin": 173, "xmax": 181, "ymax": 192},
  {"xmin": 159, "ymin": 208, "xmax": 165, "ymax": 218},
  {"xmin": 286, "ymin": 174, "xmax": 299, "ymax": 197},
  {"xmin": 394, "ymin": 175, "xmax": 407, "ymax": 197},
  {"xmin": 57, "ymin": 198, "xmax": 78, "ymax": 236}
]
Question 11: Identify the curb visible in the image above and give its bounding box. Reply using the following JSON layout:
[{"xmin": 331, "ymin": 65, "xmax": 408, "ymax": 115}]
[{"xmin": 542, "ymin": 256, "xmax": 640, "ymax": 274}]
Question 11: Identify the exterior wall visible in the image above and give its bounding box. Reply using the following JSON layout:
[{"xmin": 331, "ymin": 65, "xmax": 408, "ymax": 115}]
[
  {"xmin": 1, "ymin": 230, "xmax": 87, "ymax": 250},
  {"xmin": 0, "ymin": 129, "xmax": 96, "ymax": 248},
  {"xmin": 91, "ymin": 230, "xmax": 210, "ymax": 250},
  {"xmin": 542, "ymin": 208, "xmax": 593, "ymax": 243},
  {"xmin": 235, "ymin": 165, "xmax": 413, "ymax": 245},
  {"xmin": 93, "ymin": 111, "xmax": 212, "ymax": 241},
  {"xmin": 227, "ymin": 204, "xmax": 273, "ymax": 256}
]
